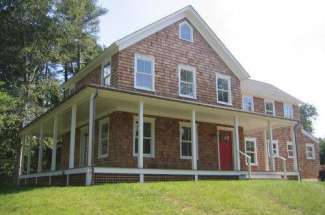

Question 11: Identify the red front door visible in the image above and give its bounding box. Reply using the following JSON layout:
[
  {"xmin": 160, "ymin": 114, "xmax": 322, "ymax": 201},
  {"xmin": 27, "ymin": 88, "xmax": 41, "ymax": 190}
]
[{"xmin": 219, "ymin": 130, "xmax": 233, "ymax": 170}]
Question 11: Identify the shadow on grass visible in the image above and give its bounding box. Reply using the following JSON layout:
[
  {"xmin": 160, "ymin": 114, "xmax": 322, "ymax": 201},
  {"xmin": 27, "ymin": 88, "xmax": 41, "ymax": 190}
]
[{"xmin": 0, "ymin": 183, "xmax": 43, "ymax": 195}]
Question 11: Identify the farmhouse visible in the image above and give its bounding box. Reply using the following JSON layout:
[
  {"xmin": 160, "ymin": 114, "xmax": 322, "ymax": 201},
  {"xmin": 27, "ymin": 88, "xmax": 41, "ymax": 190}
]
[{"xmin": 18, "ymin": 6, "xmax": 320, "ymax": 186}]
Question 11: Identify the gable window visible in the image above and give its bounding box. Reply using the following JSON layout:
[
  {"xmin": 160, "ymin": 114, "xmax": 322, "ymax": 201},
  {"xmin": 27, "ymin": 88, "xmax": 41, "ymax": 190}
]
[
  {"xmin": 306, "ymin": 143, "xmax": 315, "ymax": 160},
  {"xmin": 179, "ymin": 21, "xmax": 193, "ymax": 42},
  {"xmin": 98, "ymin": 118, "xmax": 109, "ymax": 158},
  {"xmin": 287, "ymin": 142, "xmax": 295, "ymax": 159},
  {"xmin": 265, "ymin": 100, "xmax": 275, "ymax": 116},
  {"xmin": 216, "ymin": 73, "xmax": 232, "ymax": 105},
  {"xmin": 243, "ymin": 95, "xmax": 254, "ymax": 112},
  {"xmin": 178, "ymin": 65, "xmax": 196, "ymax": 98},
  {"xmin": 133, "ymin": 117, "xmax": 155, "ymax": 157},
  {"xmin": 245, "ymin": 137, "xmax": 257, "ymax": 165},
  {"xmin": 134, "ymin": 53, "xmax": 155, "ymax": 91},
  {"xmin": 271, "ymin": 140, "xmax": 279, "ymax": 157},
  {"xmin": 284, "ymin": 103, "xmax": 293, "ymax": 119},
  {"xmin": 102, "ymin": 63, "xmax": 111, "ymax": 86}
]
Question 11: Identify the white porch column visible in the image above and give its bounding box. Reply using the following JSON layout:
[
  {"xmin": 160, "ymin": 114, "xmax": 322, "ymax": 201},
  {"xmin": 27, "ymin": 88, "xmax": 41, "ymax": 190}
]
[
  {"xmin": 268, "ymin": 120, "xmax": 274, "ymax": 171},
  {"xmin": 290, "ymin": 125, "xmax": 298, "ymax": 172},
  {"xmin": 51, "ymin": 117, "xmax": 58, "ymax": 171},
  {"xmin": 191, "ymin": 110, "xmax": 198, "ymax": 171},
  {"xmin": 233, "ymin": 116, "xmax": 241, "ymax": 171},
  {"xmin": 86, "ymin": 93, "xmax": 96, "ymax": 185},
  {"xmin": 138, "ymin": 102, "xmax": 144, "ymax": 183},
  {"xmin": 69, "ymin": 104, "xmax": 77, "ymax": 169},
  {"xmin": 18, "ymin": 136, "xmax": 25, "ymax": 176},
  {"xmin": 37, "ymin": 125, "xmax": 43, "ymax": 173},
  {"xmin": 27, "ymin": 137, "xmax": 31, "ymax": 175}
]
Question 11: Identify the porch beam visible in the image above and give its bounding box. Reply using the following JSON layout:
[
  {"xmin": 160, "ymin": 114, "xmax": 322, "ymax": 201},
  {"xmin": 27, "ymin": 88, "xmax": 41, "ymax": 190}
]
[
  {"xmin": 51, "ymin": 117, "xmax": 58, "ymax": 171},
  {"xmin": 27, "ymin": 137, "xmax": 31, "ymax": 175},
  {"xmin": 69, "ymin": 104, "xmax": 77, "ymax": 169},
  {"xmin": 86, "ymin": 93, "xmax": 96, "ymax": 185},
  {"xmin": 138, "ymin": 102, "xmax": 144, "ymax": 183},
  {"xmin": 18, "ymin": 136, "xmax": 25, "ymax": 176},
  {"xmin": 290, "ymin": 125, "xmax": 298, "ymax": 172},
  {"xmin": 233, "ymin": 116, "xmax": 240, "ymax": 171},
  {"xmin": 37, "ymin": 125, "xmax": 43, "ymax": 173},
  {"xmin": 268, "ymin": 120, "xmax": 274, "ymax": 171},
  {"xmin": 191, "ymin": 110, "xmax": 197, "ymax": 172}
]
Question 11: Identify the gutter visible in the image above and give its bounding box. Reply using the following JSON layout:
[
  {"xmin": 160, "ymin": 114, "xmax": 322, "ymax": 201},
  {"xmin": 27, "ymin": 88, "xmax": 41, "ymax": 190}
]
[
  {"xmin": 293, "ymin": 123, "xmax": 301, "ymax": 181},
  {"xmin": 91, "ymin": 89, "xmax": 99, "ymax": 185}
]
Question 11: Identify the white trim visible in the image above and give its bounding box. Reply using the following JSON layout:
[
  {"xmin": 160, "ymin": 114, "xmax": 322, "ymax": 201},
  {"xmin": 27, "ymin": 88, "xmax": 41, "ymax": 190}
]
[
  {"xmin": 287, "ymin": 141, "xmax": 295, "ymax": 159},
  {"xmin": 216, "ymin": 72, "xmax": 232, "ymax": 106},
  {"xmin": 242, "ymin": 95, "xmax": 254, "ymax": 112},
  {"xmin": 101, "ymin": 62, "xmax": 111, "ymax": 86},
  {"xmin": 244, "ymin": 137, "xmax": 258, "ymax": 166},
  {"xmin": 179, "ymin": 122, "xmax": 198, "ymax": 160},
  {"xmin": 179, "ymin": 21, "xmax": 193, "ymax": 42},
  {"xmin": 301, "ymin": 129, "xmax": 320, "ymax": 144},
  {"xmin": 265, "ymin": 100, "xmax": 276, "ymax": 116},
  {"xmin": 133, "ymin": 116, "xmax": 155, "ymax": 158},
  {"xmin": 134, "ymin": 53, "xmax": 155, "ymax": 91},
  {"xmin": 271, "ymin": 139, "xmax": 279, "ymax": 157},
  {"xmin": 305, "ymin": 143, "xmax": 316, "ymax": 160},
  {"xmin": 98, "ymin": 117, "xmax": 109, "ymax": 159},
  {"xmin": 178, "ymin": 64, "xmax": 196, "ymax": 99}
]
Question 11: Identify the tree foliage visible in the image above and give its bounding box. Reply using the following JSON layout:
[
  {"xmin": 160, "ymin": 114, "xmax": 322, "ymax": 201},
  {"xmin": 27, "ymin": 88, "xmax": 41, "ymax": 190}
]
[
  {"xmin": 0, "ymin": 0, "xmax": 107, "ymax": 178},
  {"xmin": 300, "ymin": 104, "xmax": 318, "ymax": 133}
]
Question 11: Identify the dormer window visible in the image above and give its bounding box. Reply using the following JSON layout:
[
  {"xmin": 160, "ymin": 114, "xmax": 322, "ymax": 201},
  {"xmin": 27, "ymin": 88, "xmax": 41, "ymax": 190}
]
[
  {"xmin": 179, "ymin": 21, "xmax": 193, "ymax": 42},
  {"xmin": 102, "ymin": 63, "xmax": 111, "ymax": 86}
]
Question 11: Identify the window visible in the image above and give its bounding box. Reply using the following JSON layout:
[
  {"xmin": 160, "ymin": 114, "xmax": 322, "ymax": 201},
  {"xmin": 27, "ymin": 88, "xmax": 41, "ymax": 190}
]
[
  {"xmin": 98, "ymin": 118, "xmax": 109, "ymax": 158},
  {"xmin": 284, "ymin": 103, "xmax": 293, "ymax": 119},
  {"xmin": 180, "ymin": 123, "xmax": 192, "ymax": 159},
  {"xmin": 265, "ymin": 100, "xmax": 275, "ymax": 116},
  {"xmin": 178, "ymin": 65, "xmax": 196, "ymax": 98},
  {"xmin": 216, "ymin": 73, "xmax": 232, "ymax": 105},
  {"xmin": 134, "ymin": 53, "xmax": 155, "ymax": 91},
  {"xmin": 133, "ymin": 117, "xmax": 155, "ymax": 157},
  {"xmin": 245, "ymin": 138, "xmax": 257, "ymax": 165},
  {"xmin": 102, "ymin": 63, "xmax": 111, "ymax": 86},
  {"xmin": 79, "ymin": 126, "xmax": 88, "ymax": 167},
  {"xmin": 179, "ymin": 21, "xmax": 193, "ymax": 42},
  {"xmin": 271, "ymin": 140, "xmax": 279, "ymax": 157},
  {"xmin": 287, "ymin": 142, "xmax": 295, "ymax": 158},
  {"xmin": 306, "ymin": 143, "xmax": 315, "ymax": 160},
  {"xmin": 243, "ymin": 95, "xmax": 254, "ymax": 112}
]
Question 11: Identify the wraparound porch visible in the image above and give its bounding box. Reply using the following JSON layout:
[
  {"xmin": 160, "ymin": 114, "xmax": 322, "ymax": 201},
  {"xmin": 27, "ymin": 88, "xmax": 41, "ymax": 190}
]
[{"xmin": 18, "ymin": 85, "xmax": 299, "ymax": 185}]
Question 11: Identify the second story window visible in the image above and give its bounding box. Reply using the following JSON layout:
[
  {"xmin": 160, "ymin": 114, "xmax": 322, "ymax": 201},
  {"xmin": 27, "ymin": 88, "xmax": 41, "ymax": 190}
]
[
  {"xmin": 102, "ymin": 63, "xmax": 111, "ymax": 86},
  {"xmin": 178, "ymin": 65, "xmax": 196, "ymax": 99},
  {"xmin": 134, "ymin": 53, "xmax": 155, "ymax": 91},
  {"xmin": 265, "ymin": 100, "xmax": 275, "ymax": 116},
  {"xmin": 243, "ymin": 95, "xmax": 254, "ymax": 112},
  {"xmin": 179, "ymin": 21, "xmax": 193, "ymax": 42},
  {"xmin": 216, "ymin": 73, "xmax": 232, "ymax": 105},
  {"xmin": 284, "ymin": 103, "xmax": 293, "ymax": 119}
]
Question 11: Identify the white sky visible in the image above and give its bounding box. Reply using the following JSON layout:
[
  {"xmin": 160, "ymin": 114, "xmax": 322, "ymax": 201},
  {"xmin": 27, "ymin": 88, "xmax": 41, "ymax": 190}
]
[{"xmin": 97, "ymin": 0, "xmax": 325, "ymax": 138}]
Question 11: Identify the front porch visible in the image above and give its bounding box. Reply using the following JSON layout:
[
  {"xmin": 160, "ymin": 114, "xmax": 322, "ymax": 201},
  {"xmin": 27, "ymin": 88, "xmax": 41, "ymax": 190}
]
[{"xmin": 18, "ymin": 85, "xmax": 299, "ymax": 185}]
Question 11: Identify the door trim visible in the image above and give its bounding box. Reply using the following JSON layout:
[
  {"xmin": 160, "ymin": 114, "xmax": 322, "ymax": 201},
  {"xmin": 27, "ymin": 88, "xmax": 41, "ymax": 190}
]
[{"xmin": 217, "ymin": 126, "xmax": 234, "ymax": 170}]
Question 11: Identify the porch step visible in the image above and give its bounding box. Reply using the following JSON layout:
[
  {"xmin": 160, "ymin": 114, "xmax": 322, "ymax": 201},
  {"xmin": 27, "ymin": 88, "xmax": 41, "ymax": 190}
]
[{"xmin": 250, "ymin": 172, "xmax": 285, "ymax": 179}]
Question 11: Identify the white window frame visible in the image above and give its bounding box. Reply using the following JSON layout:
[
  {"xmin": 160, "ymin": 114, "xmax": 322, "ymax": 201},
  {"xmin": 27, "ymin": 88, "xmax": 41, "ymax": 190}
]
[
  {"xmin": 98, "ymin": 117, "xmax": 109, "ymax": 159},
  {"xmin": 133, "ymin": 116, "xmax": 155, "ymax": 158},
  {"xmin": 265, "ymin": 100, "xmax": 276, "ymax": 116},
  {"xmin": 242, "ymin": 95, "xmax": 254, "ymax": 112},
  {"xmin": 178, "ymin": 64, "xmax": 196, "ymax": 99},
  {"xmin": 287, "ymin": 141, "xmax": 294, "ymax": 159},
  {"xmin": 284, "ymin": 103, "xmax": 294, "ymax": 119},
  {"xmin": 179, "ymin": 21, "xmax": 193, "ymax": 42},
  {"xmin": 305, "ymin": 143, "xmax": 316, "ymax": 160},
  {"xmin": 216, "ymin": 73, "xmax": 232, "ymax": 105},
  {"xmin": 244, "ymin": 137, "xmax": 258, "ymax": 166},
  {"xmin": 271, "ymin": 140, "xmax": 279, "ymax": 157},
  {"xmin": 101, "ymin": 62, "xmax": 111, "ymax": 86},
  {"xmin": 134, "ymin": 53, "xmax": 155, "ymax": 91},
  {"xmin": 179, "ymin": 122, "xmax": 198, "ymax": 160}
]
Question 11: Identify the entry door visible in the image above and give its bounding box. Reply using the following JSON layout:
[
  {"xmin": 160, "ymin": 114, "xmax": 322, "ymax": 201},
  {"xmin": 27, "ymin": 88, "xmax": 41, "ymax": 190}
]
[
  {"xmin": 79, "ymin": 126, "xmax": 89, "ymax": 167},
  {"xmin": 219, "ymin": 130, "xmax": 233, "ymax": 170}
]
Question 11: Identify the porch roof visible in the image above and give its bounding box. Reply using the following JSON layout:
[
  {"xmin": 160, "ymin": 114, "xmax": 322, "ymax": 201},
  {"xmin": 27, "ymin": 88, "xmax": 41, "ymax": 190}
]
[{"xmin": 20, "ymin": 84, "xmax": 298, "ymax": 136}]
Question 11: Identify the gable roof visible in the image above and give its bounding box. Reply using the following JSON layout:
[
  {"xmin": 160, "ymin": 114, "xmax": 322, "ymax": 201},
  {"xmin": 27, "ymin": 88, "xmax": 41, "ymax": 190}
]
[
  {"xmin": 241, "ymin": 79, "xmax": 303, "ymax": 105},
  {"xmin": 301, "ymin": 129, "xmax": 320, "ymax": 144},
  {"xmin": 63, "ymin": 5, "xmax": 250, "ymax": 88}
]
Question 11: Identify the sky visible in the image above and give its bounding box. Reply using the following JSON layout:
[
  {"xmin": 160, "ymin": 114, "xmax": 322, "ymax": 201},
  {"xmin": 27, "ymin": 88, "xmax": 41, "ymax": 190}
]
[{"xmin": 97, "ymin": 0, "xmax": 325, "ymax": 138}]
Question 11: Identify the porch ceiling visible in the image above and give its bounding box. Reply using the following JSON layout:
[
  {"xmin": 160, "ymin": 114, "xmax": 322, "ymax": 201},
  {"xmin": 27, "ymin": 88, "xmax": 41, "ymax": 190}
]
[{"xmin": 21, "ymin": 86, "xmax": 297, "ymax": 137}]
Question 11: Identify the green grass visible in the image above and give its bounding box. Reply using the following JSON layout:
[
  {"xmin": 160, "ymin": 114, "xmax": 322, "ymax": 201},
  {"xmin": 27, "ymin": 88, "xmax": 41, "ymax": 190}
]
[{"xmin": 0, "ymin": 180, "xmax": 325, "ymax": 215}]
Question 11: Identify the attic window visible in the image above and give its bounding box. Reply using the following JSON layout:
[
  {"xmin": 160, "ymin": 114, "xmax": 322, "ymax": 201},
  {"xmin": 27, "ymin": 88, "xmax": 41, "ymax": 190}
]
[
  {"xmin": 179, "ymin": 21, "xmax": 193, "ymax": 42},
  {"xmin": 102, "ymin": 63, "xmax": 111, "ymax": 86}
]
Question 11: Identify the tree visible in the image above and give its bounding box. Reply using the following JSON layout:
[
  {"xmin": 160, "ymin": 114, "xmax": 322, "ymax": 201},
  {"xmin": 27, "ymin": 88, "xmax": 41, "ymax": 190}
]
[{"xmin": 300, "ymin": 104, "xmax": 318, "ymax": 133}]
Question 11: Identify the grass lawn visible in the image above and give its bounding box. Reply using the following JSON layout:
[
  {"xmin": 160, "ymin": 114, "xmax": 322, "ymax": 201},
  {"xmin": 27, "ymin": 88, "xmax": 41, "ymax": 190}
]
[{"xmin": 0, "ymin": 180, "xmax": 325, "ymax": 215}]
